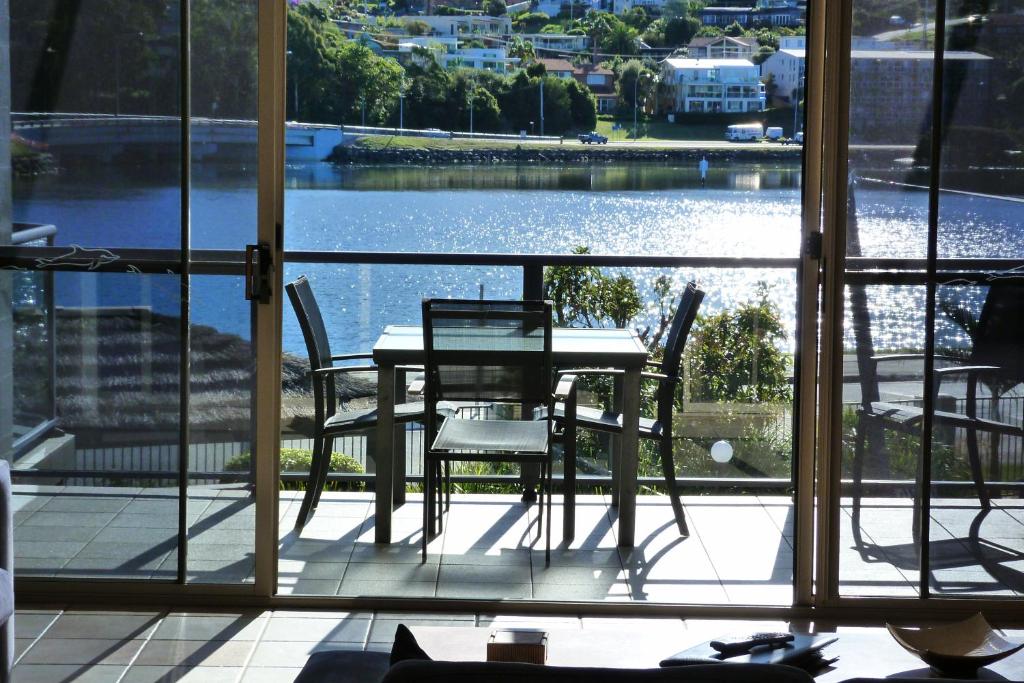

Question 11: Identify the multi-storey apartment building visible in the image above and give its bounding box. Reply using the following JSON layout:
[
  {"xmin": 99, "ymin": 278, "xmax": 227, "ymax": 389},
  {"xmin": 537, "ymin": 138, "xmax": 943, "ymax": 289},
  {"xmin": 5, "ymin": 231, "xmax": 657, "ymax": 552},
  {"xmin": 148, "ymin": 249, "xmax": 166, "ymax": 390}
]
[{"xmin": 660, "ymin": 58, "xmax": 766, "ymax": 113}]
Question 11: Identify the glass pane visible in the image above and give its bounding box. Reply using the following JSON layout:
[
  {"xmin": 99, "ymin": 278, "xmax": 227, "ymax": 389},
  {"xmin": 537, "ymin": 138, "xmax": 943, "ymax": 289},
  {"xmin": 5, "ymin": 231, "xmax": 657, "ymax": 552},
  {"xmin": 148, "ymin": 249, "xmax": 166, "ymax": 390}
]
[
  {"xmin": 185, "ymin": 0, "xmax": 259, "ymax": 585},
  {"xmin": 187, "ymin": 275, "xmax": 255, "ymax": 584},
  {"xmin": 11, "ymin": 272, "xmax": 183, "ymax": 579},
  {"xmin": 927, "ymin": 3, "xmax": 1024, "ymax": 599},
  {"xmin": 10, "ymin": 1, "xmax": 183, "ymax": 249},
  {"xmin": 279, "ymin": 1, "xmax": 806, "ymax": 604}
]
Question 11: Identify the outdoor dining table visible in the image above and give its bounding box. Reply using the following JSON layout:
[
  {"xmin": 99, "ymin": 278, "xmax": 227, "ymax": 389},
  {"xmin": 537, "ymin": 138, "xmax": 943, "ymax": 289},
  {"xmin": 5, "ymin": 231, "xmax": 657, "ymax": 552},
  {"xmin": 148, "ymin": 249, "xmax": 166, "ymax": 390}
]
[{"xmin": 371, "ymin": 324, "xmax": 650, "ymax": 547}]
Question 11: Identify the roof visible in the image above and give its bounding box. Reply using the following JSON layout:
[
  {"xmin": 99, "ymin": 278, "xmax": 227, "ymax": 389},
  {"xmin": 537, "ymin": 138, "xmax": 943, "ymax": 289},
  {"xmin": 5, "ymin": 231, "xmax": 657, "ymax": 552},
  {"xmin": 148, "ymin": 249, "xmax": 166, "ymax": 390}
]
[
  {"xmin": 663, "ymin": 58, "xmax": 757, "ymax": 69},
  {"xmin": 687, "ymin": 36, "xmax": 758, "ymax": 48},
  {"xmin": 574, "ymin": 63, "xmax": 613, "ymax": 76},
  {"xmin": 777, "ymin": 48, "xmax": 992, "ymax": 61},
  {"xmin": 538, "ymin": 58, "xmax": 575, "ymax": 73}
]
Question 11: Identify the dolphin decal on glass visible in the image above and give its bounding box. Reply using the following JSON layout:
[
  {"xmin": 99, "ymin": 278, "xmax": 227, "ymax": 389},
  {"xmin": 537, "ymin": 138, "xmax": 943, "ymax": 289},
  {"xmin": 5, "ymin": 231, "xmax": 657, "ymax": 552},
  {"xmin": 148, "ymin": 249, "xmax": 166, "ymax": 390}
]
[{"xmin": 35, "ymin": 245, "xmax": 120, "ymax": 271}]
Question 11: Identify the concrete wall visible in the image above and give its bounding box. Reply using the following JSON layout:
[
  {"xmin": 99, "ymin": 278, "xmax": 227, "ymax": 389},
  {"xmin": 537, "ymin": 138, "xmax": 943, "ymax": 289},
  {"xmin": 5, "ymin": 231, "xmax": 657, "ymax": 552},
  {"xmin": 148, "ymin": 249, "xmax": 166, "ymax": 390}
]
[{"xmin": 0, "ymin": 0, "xmax": 13, "ymax": 463}]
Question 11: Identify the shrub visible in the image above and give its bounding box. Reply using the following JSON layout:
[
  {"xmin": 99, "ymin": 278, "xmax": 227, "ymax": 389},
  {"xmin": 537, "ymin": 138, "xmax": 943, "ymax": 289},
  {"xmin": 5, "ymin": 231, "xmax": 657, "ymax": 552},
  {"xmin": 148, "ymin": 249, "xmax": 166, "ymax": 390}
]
[{"xmin": 226, "ymin": 448, "xmax": 365, "ymax": 491}]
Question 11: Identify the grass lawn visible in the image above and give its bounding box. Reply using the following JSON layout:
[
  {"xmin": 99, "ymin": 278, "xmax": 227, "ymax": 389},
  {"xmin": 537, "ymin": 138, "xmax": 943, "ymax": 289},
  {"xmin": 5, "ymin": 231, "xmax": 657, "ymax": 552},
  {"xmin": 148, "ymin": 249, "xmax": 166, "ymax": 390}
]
[{"xmin": 353, "ymin": 134, "xmax": 565, "ymax": 151}]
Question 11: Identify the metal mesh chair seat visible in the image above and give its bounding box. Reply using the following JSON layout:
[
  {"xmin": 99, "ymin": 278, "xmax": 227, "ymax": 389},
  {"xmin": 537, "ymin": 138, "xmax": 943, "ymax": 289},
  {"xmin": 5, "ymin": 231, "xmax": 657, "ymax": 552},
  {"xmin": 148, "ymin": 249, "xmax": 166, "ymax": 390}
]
[
  {"xmin": 323, "ymin": 401, "xmax": 426, "ymax": 433},
  {"xmin": 857, "ymin": 401, "xmax": 1021, "ymax": 436},
  {"xmin": 432, "ymin": 418, "xmax": 550, "ymax": 458}
]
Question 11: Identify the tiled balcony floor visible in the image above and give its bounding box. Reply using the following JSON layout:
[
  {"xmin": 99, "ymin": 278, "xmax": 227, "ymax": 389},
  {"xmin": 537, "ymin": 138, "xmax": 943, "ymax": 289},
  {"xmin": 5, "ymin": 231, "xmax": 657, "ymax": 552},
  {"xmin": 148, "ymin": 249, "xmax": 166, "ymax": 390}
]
[{"xmin": 13, "ymin": 486, "xmax": 1024, "ymax": 601}]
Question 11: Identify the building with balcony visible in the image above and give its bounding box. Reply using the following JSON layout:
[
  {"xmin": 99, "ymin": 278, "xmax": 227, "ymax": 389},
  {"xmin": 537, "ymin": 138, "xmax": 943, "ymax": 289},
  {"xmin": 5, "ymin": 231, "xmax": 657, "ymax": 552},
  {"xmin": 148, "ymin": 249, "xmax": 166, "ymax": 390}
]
[
  {"xmin": 400, "ymin": 14, "xmax": 513, "ymax": 37},
  {"xmin": 660, "ymin": 57, "xmax": 766, "ymax": 113},
  {"xmin": 686, "ymin": 35, "xmax": 760, "ymax": 60},
  {"xmin": 574, "ymin": 63, "xmax": 617, "ymax": 112},
  {"xmin": 398, "ymin": 36, "xmax": 520, "ymax": 72},
  {"xmin": 700, "ymin": 0, "xmax": 804, "ymax": 28},
  {"xmin": 519, "ymin": 33, "xmax": 591, "ymax": 53}
]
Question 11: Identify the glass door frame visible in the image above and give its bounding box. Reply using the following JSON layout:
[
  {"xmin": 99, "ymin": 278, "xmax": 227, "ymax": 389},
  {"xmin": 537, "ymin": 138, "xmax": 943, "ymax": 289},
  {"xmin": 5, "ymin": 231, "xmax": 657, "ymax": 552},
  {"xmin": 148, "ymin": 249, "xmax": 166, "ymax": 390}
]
[
  {"xmin": 815, "ymin": 0, "xmax": 1024, "ymax": 618},
  {"xmin": 9, "ymin": 0, "xmax": 285, "ymax": 602}
]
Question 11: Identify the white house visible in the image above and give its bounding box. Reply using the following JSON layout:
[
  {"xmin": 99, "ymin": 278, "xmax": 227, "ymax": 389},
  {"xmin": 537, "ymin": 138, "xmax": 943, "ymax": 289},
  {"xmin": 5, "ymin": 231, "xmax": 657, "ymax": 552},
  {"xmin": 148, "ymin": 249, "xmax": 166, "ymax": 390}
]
[
  {"xmin": 660, "ymin": 58, "xmax": 766, "ymax": 113},
  {"xmin": 396, "ymin": 36, "xmax": 520, "ymax": 73},
  {"xmin": 761, "ymin": 47, "xmax": 803, "ymax": 105},
  {"xmin": 402, "ymin": 14, "xmax": 512, "ymax": 37},
  {"xmin": 519, "ymin": 33, "xmax": 590, "ymax": 53},
  {"xmin": 686, "ymin": 36, "xmax": 759, "ymax": 60}
]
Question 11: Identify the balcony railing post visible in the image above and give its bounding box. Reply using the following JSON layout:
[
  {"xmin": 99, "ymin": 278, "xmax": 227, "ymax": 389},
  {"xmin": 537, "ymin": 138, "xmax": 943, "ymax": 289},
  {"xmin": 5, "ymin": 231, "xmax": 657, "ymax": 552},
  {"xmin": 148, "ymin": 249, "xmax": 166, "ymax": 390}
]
[{"xmin": 522, "ymin": 263, "xmax": 543, "ymax": 300}]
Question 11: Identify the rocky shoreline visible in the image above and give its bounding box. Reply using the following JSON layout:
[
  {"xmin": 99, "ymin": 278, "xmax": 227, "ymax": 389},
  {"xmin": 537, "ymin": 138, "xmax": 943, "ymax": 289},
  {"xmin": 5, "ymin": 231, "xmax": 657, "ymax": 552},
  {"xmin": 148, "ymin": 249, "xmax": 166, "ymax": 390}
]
[{"xmin": 330, "ymin": 144, "xmax": 802, "ymax": 165}]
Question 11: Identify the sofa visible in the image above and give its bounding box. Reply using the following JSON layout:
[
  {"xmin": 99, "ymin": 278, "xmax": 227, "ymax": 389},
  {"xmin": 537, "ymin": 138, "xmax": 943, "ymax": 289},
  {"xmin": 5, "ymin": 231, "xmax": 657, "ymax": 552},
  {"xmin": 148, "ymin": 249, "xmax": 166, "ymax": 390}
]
[
  {"xmin": 0, "ymin": 460, "xmax": 13, "ymax": 683},
  {"xmin": 295, "ymin": 650, "xmax": 816, "ymax": 683}
]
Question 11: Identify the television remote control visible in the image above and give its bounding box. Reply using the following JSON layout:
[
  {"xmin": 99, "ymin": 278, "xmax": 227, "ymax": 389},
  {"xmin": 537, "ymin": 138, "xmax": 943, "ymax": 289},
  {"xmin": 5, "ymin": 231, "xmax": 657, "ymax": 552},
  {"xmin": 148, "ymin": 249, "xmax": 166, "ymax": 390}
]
[{"xmin": 709, "ymin": 632, "xmax": 795, "ymax": 656}]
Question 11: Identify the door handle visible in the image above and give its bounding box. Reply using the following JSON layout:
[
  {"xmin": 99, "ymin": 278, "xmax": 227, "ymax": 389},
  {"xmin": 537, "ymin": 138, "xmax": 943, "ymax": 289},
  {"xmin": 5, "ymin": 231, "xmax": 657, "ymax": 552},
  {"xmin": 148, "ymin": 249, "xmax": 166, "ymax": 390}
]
[{"xmin": 244, "ymin": 242, "xmax": 273, "ymax": 304}]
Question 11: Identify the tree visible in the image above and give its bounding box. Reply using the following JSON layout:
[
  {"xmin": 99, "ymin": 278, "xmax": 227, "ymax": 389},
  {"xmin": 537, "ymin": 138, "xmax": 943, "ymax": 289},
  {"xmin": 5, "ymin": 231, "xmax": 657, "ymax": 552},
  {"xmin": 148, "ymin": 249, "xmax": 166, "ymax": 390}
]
[
  {"xmin": 566, "ymin": 78, "xmax": 598, "ymax": 131},
  {"xmin": 723, "ymin": 21, "xmax": 746, "ymax": 37},
  {"xmin": 642, "ymin": 18, "xmax": 667, "ymax": 47},
  {"xmin": 622, "ymin": 7, "xmax": 650, "ymax": 31},
  {"xmin": 695, "ymin": 25, "xmax": 723, "ymax": 38},
  {"xmin": 602, "ymin": 21, "xmax": 639, "ymax": 55},
  {"xmin": 751, "ymin": 45, "xmax": 776, "ymax": 65},
  {"xmin": 507, "ymin": 35, "xmax": 537, "ymax": 62},
  {"xmin": 404, "ymin": 19, "xmax": 430, "ymax": 35},
  {"xmin": 483, "ymin": 0, "xmax": 507, "ymax": 16},
  {"xmin": 686, "ymin": 284, "xmax": 792, "ymax": 403},
  {"xmin": 615, "ymin": 59, "xmax": 653, "ymax": 110},
  {"xmin": 544, "ymin": 247, "xmax": 642, "ymax": 329},
  {"xmin": 664, "ymin": 15, "xmax": 701, "ymax": 46}
]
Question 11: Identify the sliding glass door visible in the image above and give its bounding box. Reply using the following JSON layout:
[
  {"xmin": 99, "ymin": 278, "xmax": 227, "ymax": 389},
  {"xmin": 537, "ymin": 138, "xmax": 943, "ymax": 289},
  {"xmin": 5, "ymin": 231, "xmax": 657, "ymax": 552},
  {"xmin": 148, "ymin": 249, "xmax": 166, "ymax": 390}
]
[
  {"xmin": 828, "ymin": 0, "xmax": 1024, "ymax": 602},
  {"xmin": 1, "ymin": 0, "xmax": 278, "ymax": 590}
]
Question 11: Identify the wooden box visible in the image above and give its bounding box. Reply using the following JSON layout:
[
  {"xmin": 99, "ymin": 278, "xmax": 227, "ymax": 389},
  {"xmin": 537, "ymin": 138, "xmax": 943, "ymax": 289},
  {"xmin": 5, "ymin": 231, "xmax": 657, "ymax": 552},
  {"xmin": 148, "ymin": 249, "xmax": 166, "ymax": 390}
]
[{"xmin": 487, "ymin": 628, "xmax": 548, "ymax": 664}]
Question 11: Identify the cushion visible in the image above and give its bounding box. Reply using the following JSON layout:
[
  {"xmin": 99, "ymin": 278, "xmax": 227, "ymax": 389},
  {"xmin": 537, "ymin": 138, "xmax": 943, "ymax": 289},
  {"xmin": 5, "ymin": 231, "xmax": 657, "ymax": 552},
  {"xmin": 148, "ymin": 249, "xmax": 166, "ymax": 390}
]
[
  {"xmin": 390, "ymin": 624, "xmax": 432, "ymax": 666},
  {"xmin": 294, "ymin": 649, "xmax": 392, "ymax": 683},
  {"xmin": 382, "ymin": 661, "xmax": 815, "ymax": 682}
]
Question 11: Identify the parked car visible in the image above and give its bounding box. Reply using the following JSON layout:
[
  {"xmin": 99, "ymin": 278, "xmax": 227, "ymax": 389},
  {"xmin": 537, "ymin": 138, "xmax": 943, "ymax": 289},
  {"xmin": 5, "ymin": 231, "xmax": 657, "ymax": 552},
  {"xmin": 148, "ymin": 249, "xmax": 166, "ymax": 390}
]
[
  {"xmin": 783, "ymin": 131, "xmax": 805, "ymax": 145},
  {"xmin": 578, "ymin": 132, "xmax": 608, "ymax": 144},
  {"xmin": 765, "ymin": 127, "xmax": 784, "ymax": 141}
]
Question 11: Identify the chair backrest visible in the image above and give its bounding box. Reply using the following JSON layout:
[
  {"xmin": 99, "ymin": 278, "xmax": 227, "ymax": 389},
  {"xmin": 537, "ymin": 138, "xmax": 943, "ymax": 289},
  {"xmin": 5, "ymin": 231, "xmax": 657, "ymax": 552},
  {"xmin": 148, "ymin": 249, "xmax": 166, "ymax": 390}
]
[
  {"xmin": 661, "ymin": 282, "xmax": 705, "ymax": 380},
  {"xmin": 285, "ymin": 275, "xmax": 332, "ymax": 373},
  {"xmin": 422, "ymin": 299, "xmax": 552, "ymax": 407},
  {"xmin": 969, "ymin": 279, "xmax": 1024, "ymax": 383}
]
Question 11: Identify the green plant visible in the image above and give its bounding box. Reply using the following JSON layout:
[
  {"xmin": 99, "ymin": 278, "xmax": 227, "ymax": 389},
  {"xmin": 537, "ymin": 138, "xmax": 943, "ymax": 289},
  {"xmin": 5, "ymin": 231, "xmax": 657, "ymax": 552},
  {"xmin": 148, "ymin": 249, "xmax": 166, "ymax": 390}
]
[
  {"xmin": 686, "ymin": 282, "xmax": 792, "ymax": 403},
  {"xmin": 226, "ymin": 448, "xmax": 365, "ymax": 491}
]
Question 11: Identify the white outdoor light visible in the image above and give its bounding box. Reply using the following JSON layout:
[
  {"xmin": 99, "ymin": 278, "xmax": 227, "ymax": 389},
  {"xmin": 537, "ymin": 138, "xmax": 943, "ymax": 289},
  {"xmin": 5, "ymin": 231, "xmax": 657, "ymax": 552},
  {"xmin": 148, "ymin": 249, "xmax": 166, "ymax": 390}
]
[{"xmin": 710, "ymin": 440, "xmax": 733, "ymax": 464}]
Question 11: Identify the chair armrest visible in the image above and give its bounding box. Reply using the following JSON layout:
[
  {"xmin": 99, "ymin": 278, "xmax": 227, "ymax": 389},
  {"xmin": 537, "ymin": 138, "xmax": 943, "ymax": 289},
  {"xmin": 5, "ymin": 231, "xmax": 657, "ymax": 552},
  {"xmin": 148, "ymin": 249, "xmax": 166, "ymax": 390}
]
[
  {"xmin": 330, "ymin": 353, "xmax": 374, "ymax": 361},
  {"xmin": 640, "ymin": 371, "xmax": 678, "ymax": 383},
  {"xmin": 644, "ymin": 359, "xmax": 663, "ymax": 369},
  {"xmin": 555, "ymin": 368, "xmax": 624, "ymax": 378},
  {"xmin": 553, "ymin": 373, "xmax": 580, "ymax": 401},
  {"xmin": 871, "ymin": 353, "xmax": 961, "ymax": 363},
  {"xmin": 934, "ymin": 365, "xmax": 1001, "ymax": 396}
]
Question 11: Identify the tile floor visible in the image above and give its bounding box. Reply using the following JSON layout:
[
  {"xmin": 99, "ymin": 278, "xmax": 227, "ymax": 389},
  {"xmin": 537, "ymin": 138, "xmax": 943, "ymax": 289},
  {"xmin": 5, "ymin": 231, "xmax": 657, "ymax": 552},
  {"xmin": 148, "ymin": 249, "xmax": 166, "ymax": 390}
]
[{"xmin": 13, "ymin": 486, "xmax": 1024, "ymax": 602}]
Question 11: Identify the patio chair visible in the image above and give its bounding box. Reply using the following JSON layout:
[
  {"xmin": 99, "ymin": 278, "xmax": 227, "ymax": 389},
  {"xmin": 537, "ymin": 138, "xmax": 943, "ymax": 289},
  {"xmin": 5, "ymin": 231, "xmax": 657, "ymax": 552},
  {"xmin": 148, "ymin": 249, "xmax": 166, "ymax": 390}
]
[
  {"xmin": 851, "ymin": 279, "xmax": 1024, "ymax": 534},
  {"xmin": 286, "ymin": 275, "xmax": 427, "ymax": 530},
  {"xmin": 548, "ymin": 282, "xmax": 705, "ymax": 538},
  {"xmin": 420, "ymin": 298, "xmax": 577, "ymax": 563}
]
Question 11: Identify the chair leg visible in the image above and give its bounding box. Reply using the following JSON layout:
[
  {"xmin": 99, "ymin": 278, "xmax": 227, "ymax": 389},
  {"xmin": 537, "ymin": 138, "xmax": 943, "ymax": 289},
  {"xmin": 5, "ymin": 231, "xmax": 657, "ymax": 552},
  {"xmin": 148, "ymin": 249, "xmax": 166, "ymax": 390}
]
[
  {"xmin": 545, "ymin": 460, "xmax": 552, "ymax": 565},
  {"xmin": 444, "ymin": 460, "xmax": 451, "ymax": 512},
  {"xmin": 536, "ymin": 462, "xmax": 544, "ymax": 544},
  {"xmin": 852, "ymin": 415, "xmax": 867, "ymax": 540},
  {"xmin": 422, "ymin": 457, "xmax": 433, "ymax": 562},
  {"xmin": 562, "ymin": 423, "xmax": 577, "ymax": 543},
  {"xmin": 966, "ymin": 428, "xmax": 991, "ymax": 510},
  {"xmin": 659, "ymin": 436, "xmax": 688, "ymax": 537},
  {"xmin": 310, "ymin": 436, "xmax": 335, "ymax": 513},
  {"xmin": 294, "ymin": 435, "xmax": 326, "ymax": 530},
  {"xmin": 435, "ymin": 461, "xmax": 445, "ymax": 534}
]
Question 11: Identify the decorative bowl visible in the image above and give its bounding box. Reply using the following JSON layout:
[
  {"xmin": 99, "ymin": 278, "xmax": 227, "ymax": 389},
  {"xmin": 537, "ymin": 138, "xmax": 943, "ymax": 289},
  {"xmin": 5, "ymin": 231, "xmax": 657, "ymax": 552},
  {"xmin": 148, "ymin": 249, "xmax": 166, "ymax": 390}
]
[{"xmin": 887, "ymin": 613, "xmax": 1024, "ymax": 677}]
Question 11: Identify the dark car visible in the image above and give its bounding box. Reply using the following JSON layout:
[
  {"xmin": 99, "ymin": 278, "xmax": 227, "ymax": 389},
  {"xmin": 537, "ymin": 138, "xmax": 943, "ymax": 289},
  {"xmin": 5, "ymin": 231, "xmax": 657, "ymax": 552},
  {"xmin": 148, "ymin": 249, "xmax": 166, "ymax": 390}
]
[{"xmin": 578, "ymin": 132, "xmax": 608, "ymax": 144}]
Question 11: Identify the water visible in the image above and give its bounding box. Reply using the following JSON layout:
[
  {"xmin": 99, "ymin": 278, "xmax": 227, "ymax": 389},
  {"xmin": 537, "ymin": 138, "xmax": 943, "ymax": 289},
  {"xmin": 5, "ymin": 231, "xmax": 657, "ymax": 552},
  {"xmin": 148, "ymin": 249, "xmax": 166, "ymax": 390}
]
[{"xmin": 12, "ymin": 161, "xmax": 1023, "ymax": 356}]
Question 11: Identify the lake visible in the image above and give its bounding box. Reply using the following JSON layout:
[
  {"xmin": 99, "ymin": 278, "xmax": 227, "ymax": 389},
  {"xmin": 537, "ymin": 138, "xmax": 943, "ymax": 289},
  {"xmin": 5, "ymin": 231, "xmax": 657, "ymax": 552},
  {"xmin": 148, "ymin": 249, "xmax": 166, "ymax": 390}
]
[{"xmin": 12, "ymin": 160, "xmax": 1022, "ymax": 355}]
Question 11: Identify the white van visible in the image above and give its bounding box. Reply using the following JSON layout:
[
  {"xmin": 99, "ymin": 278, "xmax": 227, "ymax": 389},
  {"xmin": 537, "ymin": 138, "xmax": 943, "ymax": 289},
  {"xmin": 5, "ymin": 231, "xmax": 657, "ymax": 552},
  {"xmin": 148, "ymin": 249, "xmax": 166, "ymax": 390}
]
[
  {"xmin": 726, "ymin": 123, "xmax": 764, "ymax": 141},
  {"xmin": 765, "ymin": 126, "xmax": 784, "ymax": 140}
]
